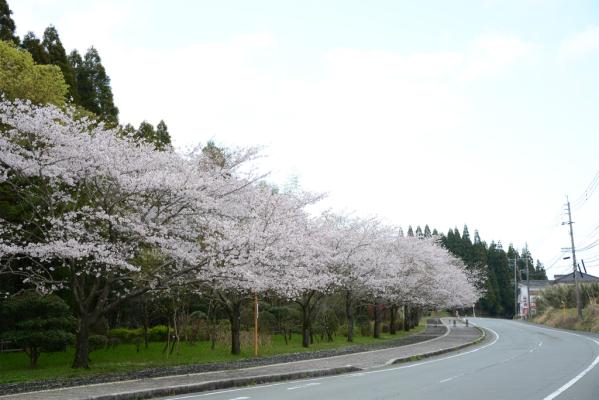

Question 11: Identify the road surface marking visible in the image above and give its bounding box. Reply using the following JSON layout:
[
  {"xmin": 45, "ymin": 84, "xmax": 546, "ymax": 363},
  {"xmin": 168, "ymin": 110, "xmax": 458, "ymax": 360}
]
[
  {"xmin": 513, "ymin": 322, "xmax": 599, "ymax": 400},
  {"xmin": 440, "ymin": 373, "xmax": 464, "ymax": 383},
  {"xmin": 361, "ymin": 326, "xmax": 500, "ymax": 377},
  {"xmin": 542, "ymin": 344, "xmax": 599, "ymax": 400},
  {"xmin": 167, "ymin": 323, "xmax": 496, "ymax": 399},
  {"xmin": 287, "ymin": 382, "xmax": 321, "ymax": 390},
  {"xmin": 228, "ymin": 397, "xmax": 250, "ymax": 400}
]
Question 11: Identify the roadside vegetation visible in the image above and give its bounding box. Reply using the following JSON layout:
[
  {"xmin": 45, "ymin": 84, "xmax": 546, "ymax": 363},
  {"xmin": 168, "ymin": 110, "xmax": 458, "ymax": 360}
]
[
  {"xmin": 0, "ymin": 319, "xmax": 425, "ymax": 384},
  {"xmin": 533, "ymin": 283, "xmax": 599, "ymax": 332}
]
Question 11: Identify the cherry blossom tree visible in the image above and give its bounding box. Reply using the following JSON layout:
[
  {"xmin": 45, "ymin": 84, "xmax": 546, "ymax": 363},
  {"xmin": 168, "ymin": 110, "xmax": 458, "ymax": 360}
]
[
  {"xmin": 0, "ymin": 99, "xmax": 483, "ymax": 365},
  {"xmin": 318, "ymin": 213, "xmax": 384, "ymax": 342},
  {"xmin": 0, "ymin": 99, "xmax": 255, "ymax": 367},
  {"xmin": 203, "ymin": 181, "xmax": 322, "ymax": 353}
]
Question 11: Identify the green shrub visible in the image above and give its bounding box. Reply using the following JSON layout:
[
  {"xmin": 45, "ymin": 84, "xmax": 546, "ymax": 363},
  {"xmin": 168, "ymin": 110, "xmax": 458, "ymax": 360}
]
[
  {"xmin": 148, "ymin": 325, "xmax": 168, "ymax": 342},
  {"xmin": 0, "ymin": 291, "xmax": 76, "ymax": 367},
  {"xmin": 88, "ymin": 335, "xmax": 108, "ymax": 352},
  {"xmin": 107, "ymin": 327, "xmax": 142, "ymax": 343}
]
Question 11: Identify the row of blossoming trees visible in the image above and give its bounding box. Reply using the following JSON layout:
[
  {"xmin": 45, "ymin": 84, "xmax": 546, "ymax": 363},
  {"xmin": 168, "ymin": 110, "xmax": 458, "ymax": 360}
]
[{"xmin": 0, "ymin": 99, "xmax": 482, "ymax": 368}]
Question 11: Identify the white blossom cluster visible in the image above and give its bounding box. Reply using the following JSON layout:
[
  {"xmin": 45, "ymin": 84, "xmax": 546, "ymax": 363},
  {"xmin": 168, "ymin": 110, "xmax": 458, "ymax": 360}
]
[{"xmin": 0, "ymin": 99, "xmax": 482, "ymax": 309}]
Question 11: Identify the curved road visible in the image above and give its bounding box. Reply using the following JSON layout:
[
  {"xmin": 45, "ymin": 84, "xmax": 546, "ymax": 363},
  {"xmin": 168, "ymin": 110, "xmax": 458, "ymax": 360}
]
[{"xmin": 163, "ymin": 318, "xmax": 599, "ymax": 400}]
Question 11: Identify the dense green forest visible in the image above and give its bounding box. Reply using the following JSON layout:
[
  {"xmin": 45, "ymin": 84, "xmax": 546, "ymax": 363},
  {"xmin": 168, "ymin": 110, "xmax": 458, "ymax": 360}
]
[{"xmin": 441, "ymin": 225, "xmax": 547, "ymax": 317}]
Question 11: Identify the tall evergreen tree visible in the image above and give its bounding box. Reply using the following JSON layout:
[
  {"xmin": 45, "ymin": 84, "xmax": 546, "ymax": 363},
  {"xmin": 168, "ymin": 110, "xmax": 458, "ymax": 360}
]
[
  {"xmin": 533, "ymin": 260, "xmax": 548, "ymax": 280},
  {"xmin": 415, "ymin": 225, "xmax": 423, "ymax": 238},
  {"xmin": 72, "ymin": 47, "xmax": 119, "ymax": 123},
  {"xmin": 453, "ymin": 227, "xmax": 461, "ymax": 240},
  {"xmin": 136, "ymin": 121, "xmax": 155, "ymax": 141},
  {"xmin": 473, "ymin": 229, "xmax": 482, "ymax": 244},
  {"xmin": 462, "ymin": 224, "xmax": 471, "ymax": 243},
  {"xmin": 132, "ymin": 121, "xmax": 171, "ymax": 150},
  {"xmin": 155, "ymin": 120, "xmax": 172, "ymax": 150},
  {"xmin": 432, "ymin": 228, "xmax": 439, "ymax": 236},
  {"xmin": 424, "ymin": 224, "xmax": 432, "ymax": 238},
  {"xmin": 42, "ymin": 26, "xmax": 78, "ymax": 103},
  {"xmin": 407, "ymin": 225, "xmax": 414, "ymax": 237},
  {"xmin": 398, "ymin": 227, "xmax": 404, "ymax": 237},
  {"xmin": 0, "ymin": 0, "xmax": 18, "ymax": 44},
  {"xmin": 487, "ymin": 242, "xmax": 513, "ymax": 317},
  {"xmin": 21, "ymin": 32, "xmax": 49, "ymax": 64}
]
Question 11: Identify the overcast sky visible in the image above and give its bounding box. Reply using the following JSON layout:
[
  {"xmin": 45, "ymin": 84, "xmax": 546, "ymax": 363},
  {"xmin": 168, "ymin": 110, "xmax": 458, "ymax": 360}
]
[{"xmin": 11, "ymin": 0, "xmax": 599, "ymax": 277}]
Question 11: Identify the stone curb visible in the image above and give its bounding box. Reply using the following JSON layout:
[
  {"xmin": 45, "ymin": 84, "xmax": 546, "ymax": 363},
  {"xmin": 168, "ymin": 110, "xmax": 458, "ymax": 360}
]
[
  {"xmin": 0, "ymin": 321, "xmax": 447, "ymax": 397},
  {"xmin": 85, "ymin": 325, "xmax": 485, "ymax": 400},
  {"xmin": 89, "ymin": 366, "xmax": 361, "ymax": 400},
  {"xmin": 389, "ymin": 326, "xmax": 486, "ymax": 365}
]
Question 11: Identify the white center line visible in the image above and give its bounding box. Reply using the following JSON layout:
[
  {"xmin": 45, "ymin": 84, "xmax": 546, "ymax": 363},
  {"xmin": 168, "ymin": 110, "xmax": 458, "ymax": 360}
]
[
  {"xmin": 439, "ymin": 373, "xmax": 464, "ymax": 383},
  {"xmin": 287, "ymin": 382, "xmax": 321, "ymax": 391}
]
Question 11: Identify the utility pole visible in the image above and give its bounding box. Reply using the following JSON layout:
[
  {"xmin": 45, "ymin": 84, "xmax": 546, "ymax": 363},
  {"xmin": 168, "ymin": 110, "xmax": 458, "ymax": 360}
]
[
  {"xmin": 525, "ymin": 245, "xmax": 531, "ymax": 319},
  {"xmin": 510, "ymin": 257, "xmax": 518, "ymax": 318},
  {"xmin": 565, "ymin": 198, "xmax": 583, "ymax": 320}
]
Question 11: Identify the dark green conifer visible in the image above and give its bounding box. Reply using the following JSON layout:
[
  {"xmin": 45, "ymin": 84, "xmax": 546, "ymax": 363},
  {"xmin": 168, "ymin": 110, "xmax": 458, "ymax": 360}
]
[
  {"xmin": 0, "ymin": 0, "xmax": 19, "ymax": 44},
  {"xmin": 73, "ymin": 47, "xmax": 119, "ymax": 123},
  {"xmin": 155, "ymin": 120, "xmax": 172, "ymax": 150},
  {"xmin": 415, "ymin": 226, "xmax": 423, "ymax": 237},
  {"xmin": 424, "ymin": 225, "xmax": 432, "ymax": 238},
  {"xmin": 42, "ymin": 26, "xmax": 78, "ymax": 102},
  {"xmin": 21, "ymin": 32, "xmax": 49, "ymax": 64}
]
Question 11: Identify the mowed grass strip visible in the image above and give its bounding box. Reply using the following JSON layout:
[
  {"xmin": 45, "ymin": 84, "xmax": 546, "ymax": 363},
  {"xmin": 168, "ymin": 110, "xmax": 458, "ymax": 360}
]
[{"xmin": 0, "ymin": 322, "xmax": 425, "ymax": 384}]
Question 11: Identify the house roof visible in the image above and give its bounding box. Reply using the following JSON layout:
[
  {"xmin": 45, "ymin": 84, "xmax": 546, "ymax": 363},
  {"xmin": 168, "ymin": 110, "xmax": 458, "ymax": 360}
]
[{"xmin": 553, "ymin": 271, "xmax": 599, "ymax": 283}]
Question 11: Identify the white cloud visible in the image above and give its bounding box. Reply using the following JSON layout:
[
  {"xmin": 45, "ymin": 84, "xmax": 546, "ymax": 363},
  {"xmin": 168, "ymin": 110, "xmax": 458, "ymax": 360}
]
[
  {"xmin": 461, "ymin": 34, "xmax": 535, "ymax": 79},
  {"xmin": 560, "ymin": 26, "xmax": 599, "ymax": 57}
]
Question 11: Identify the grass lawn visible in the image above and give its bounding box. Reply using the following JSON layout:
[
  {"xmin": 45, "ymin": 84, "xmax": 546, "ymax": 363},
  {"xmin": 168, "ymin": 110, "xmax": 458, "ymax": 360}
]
[{"xmin": 0, "ymin": 321, "xmax": 425, "ymax": 384}]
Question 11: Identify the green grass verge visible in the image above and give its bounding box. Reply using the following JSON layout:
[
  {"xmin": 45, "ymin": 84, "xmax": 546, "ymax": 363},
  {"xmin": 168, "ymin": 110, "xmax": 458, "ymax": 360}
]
[{"xmin": 0, "ymin": 321, "xmax": 425, "ymax": 384}]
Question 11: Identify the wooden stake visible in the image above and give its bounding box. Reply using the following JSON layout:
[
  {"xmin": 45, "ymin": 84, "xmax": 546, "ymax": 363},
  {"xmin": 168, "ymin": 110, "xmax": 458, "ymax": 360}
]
[{"xmin": 254, "ymin": 293, "xmax": 259, "ymax": 357}]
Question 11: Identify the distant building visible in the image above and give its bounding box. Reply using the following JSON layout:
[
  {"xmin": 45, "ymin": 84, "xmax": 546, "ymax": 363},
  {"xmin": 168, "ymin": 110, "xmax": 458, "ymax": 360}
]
[
  {"xmin": 517, "ymin": 271, "xmax": 599, "ymax": 318},
  {"xmin": 553, "ymin": 271, "xmax": 599, "ymax": 284},
  {"xmin": 518, "ymin": 280, "xmax": 551, "ymax": 317}
]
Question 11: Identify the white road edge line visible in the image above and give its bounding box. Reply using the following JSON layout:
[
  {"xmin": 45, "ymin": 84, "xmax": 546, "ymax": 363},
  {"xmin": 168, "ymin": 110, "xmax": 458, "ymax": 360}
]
[
  {"xmin": 359, "ymin": 325, "xmax": 500, "ymax": 376},
  {"xmin": 542, "ymin": 340, "xmax": 599, "ymax": 400},
  {"xmin": 166, "ymin": 323, "xmax": 500, "ymax": 399},
  {"xmin": 516, "ymin": 323, "xmax": 599, "ymax": 400}
]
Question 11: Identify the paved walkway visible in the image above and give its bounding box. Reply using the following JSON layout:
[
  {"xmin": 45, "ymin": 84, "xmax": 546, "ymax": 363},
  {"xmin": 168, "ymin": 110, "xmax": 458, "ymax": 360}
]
[{"xmin": 1, "ymin": 318, "xmax": 483, "ymax": 400}]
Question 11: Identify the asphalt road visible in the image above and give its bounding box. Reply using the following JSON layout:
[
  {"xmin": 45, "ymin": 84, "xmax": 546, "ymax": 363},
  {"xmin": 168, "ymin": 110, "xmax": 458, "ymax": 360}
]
[{"xmin": 161, "ymin": 318, "xmax": 599, "ymax": 400}]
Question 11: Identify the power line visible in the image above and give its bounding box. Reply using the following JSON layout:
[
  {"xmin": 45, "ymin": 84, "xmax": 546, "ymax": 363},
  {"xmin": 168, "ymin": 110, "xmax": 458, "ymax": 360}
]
[
  {"xmin": 572, "ymin": 170, "xmax": 599, "ymax": 210},
  {"xmin": 576, "ymin": 238, "xmax": 599, "ymax": 252}
]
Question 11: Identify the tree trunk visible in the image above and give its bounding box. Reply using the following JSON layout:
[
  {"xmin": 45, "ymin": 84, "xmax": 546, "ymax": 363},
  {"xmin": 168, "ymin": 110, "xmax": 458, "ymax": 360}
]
[
  {"xmin": 142, "ymin": 297, "xmax": 149, "ymax": 349},
  {"xmin": 72, "ymin": 317, "xmax": 92, "ymax": 369},
  {"xmin": 301, "ymin": 303, "xmax": 311, "ymax": 348},
  {"xmin": 373, "ymin": 300, "xmax": 382, "ymax": 339},
  {"xmin": 345, "ymin": 290, "xmax": 354, "ymax": 342},
  {"xmin": 229, "ymin": 301, "xmax": 241, "ymax": 355},
  {"xmin": 410, "ymin": 306, "xmax": 420, "ymax": 329},
  {"xmin": 403, "ymin": 305, "xmax": 410, "ymax": 331},
  {"xmin": 163, "ymin": 322, "xmax": 171, "ymax": 355},
  {"xmin": 389, "ymin": 304, "xmax": 397, "ymax": 335},
  {"xmin": 26, "ymin": 346, "xmax": 39, "ymax": 368}
]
